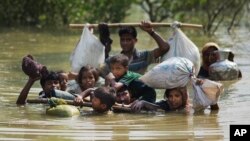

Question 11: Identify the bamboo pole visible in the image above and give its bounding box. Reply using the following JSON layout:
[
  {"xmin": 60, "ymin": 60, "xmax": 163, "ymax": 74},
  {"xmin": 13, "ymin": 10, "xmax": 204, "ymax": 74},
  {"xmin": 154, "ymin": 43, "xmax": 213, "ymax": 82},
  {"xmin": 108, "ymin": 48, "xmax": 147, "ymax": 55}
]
[
  {"xmin": 27, "ymin": 99, "xmax": 133, "ymax": 112},
  {"xmin": 69, "ymin": 22, "xmax": 203, "ymax": 29},
  {"xmin": 27, "ymin": 99, "xmax": 92, "ymax": 107}
]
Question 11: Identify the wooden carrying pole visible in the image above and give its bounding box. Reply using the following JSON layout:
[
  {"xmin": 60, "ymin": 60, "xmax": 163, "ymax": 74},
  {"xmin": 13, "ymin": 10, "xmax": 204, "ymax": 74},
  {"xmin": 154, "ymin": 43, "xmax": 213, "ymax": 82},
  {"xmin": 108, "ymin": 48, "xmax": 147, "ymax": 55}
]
[
  {"xmin": 27, "ymin": 99, "xmax": 92, "ymax": 107},
  {"xmin": 69, "ymin": 22, "xmax": 203, "ymax": 29},
  {"xmin": 27, "ymin": 99, "xmax": 133, "ymax": 112}
]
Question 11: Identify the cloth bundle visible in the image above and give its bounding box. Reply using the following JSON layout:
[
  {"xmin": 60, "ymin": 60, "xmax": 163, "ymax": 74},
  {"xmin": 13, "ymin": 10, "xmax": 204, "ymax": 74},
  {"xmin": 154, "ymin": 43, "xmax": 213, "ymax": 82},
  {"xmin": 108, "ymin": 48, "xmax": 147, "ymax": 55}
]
[
  {"xmin": 22, "ymin": 54, "xmax": 48, "ymax": 78},
  {"xmin": 139, "ymin": 57, "xmax": 194, "ymax": 89}
]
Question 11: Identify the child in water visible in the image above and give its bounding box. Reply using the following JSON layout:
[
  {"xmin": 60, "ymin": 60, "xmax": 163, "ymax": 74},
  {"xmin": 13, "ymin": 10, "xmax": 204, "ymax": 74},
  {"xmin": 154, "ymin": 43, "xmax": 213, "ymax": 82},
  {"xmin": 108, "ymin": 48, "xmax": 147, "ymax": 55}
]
[
  {"xmin": 74, "ymin": 86, "xmax": 116, "ymax": 113},
  {"xmin": 131, "ymin": 79, "xmax": 221, "ymax": 112},
  {"xmin": 130, "ymin": 87, "xmax": 189, "ymax": 112},
  {"xmin": 67, "ymin": 65, "xmax": 100, "ymax": 94},
  {"xmin": 106, "ymin": 54, "xmax": 156, "ymax": 104},
  {"xmin": 17, "ymin": 71, "xmax": 76, "ymax": 105}
]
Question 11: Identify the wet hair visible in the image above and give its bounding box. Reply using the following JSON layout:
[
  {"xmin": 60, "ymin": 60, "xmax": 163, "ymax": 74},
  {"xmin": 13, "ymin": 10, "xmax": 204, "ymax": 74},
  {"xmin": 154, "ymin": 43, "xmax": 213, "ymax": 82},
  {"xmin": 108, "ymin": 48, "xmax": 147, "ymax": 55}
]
[
  {"xmin": 77, "ymin": 65, "xmax": 100, "ymax": 85},
  {"xmin": 93, "ymin": 86, "xmax": 116, "ymax": 112},
  {"xmin": 118, "ymin": 26, "xmax": 137, "ymax": 38},
  {"xmin": 164, "ymin": 87, "xmax": 188, "ymax": 109},
  {"xmin": 109, "ymin": 54, "xmax": 129, "ymax": 67},
  {"xmin": 40, "ymin": 71, "xmax": 59, "ymax": 87}
]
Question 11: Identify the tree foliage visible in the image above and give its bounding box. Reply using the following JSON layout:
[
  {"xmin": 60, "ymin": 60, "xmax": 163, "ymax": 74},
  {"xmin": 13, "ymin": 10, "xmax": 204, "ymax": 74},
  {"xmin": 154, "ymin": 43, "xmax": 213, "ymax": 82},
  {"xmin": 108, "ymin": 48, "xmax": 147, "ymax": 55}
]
[
  {"xmin": 0, "ymin": 0, "xmax": 248, "ymax": 35},
  {"xmin": 137, "ymin": 0, "xmax": 249, "ymax": 36},
  {"xmin": 0, "ymin": 0, "xmax": 133, "ymax": 27}
]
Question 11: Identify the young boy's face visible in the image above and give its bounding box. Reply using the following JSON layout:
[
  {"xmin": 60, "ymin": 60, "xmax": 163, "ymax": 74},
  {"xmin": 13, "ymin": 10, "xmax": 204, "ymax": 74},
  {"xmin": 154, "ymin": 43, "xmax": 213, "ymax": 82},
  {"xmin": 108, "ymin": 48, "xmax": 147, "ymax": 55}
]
[
  {"xmin": 116, "ymin": 90, "xmax": 130, "ymax": 104},
  {"xmin": 110, "ymin": 63, "xmax": 128, "ymax": 79},
  {"xmin": 167, "ymin": 89, "xmax": 183, "ymax": 110},
  {"xmin": 120, "ymin": 34, "xmax": 137, "ymax": 53},
  {"xmin": 43, "ymin": 80, "xmax": 60, "ymax": 94}
]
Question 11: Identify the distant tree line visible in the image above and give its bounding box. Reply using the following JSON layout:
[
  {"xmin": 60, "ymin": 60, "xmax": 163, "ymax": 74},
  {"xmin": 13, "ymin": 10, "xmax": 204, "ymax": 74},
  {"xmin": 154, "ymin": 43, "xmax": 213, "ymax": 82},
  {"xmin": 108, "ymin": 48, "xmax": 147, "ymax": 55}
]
[{"xmin": 0, "ymin": 0, "xmax": 249, "ymax": 35}]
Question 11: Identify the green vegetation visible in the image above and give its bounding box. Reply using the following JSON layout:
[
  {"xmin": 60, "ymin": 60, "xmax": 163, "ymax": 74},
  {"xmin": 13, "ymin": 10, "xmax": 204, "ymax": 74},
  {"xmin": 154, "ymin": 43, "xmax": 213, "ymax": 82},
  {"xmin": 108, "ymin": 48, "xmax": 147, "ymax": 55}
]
[{"xmin": 0, "ymin": 0, "xmax": 249, "ymax": 36}]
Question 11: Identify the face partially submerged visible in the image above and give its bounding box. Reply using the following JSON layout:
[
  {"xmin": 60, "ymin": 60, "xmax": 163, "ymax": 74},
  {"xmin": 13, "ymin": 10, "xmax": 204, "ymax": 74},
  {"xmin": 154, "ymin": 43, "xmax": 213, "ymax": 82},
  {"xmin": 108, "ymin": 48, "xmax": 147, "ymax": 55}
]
[
  {"xmin": 116, "ymin": 90, "xmax": 131, "ymax": 104},
  {"xmin": 167, "ymin": 89, "xmax": 183, "ymax": 110},
  {"xmin": 91, "ymin": 94, "xmax": 107, "ymax": 113},
  {"xmin": 165, "ymin": 88, "xmax": 188, "ymax": 110}
]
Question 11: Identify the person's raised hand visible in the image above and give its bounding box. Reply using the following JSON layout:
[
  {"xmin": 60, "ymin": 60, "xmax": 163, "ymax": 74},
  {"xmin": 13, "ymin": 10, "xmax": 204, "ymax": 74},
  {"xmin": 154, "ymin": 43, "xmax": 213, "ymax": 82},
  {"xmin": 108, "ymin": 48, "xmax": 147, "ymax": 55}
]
[{"xmin": 139, "ymin": 20, "xmax": 154, "ymax": 34}]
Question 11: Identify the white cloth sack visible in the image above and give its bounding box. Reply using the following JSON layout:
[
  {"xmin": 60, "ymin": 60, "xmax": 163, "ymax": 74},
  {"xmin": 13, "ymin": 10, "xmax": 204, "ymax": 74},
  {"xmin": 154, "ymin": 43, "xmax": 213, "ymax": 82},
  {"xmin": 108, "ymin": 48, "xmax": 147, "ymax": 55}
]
[
  {"xmin": 139, "ymin": 57, "xmax": 194, "ymax": 89},
  {"xmin": 192, "ymin": 78, "xmax": 224, "ymax": 109},
  {"xmin": 70, "ymin": 26, "xmax": 105, "ymax": 73},
  {"xmin": 162, "ymin": 26, "xmax": 200, "ymax": 75}
]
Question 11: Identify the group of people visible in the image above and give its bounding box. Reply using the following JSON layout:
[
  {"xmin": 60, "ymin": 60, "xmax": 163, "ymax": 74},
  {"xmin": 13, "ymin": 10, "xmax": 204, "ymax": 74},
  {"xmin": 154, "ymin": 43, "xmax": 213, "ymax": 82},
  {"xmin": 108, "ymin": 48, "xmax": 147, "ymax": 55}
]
[{"xmin": 17, "ymin": 20, "xmax": 235, "ymax": 114}]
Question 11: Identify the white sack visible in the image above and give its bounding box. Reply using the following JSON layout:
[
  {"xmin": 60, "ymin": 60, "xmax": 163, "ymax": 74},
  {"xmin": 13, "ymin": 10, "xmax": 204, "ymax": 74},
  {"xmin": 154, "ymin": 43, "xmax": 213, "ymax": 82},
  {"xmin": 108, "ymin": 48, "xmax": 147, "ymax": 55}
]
[
  {"xmin": 192, "ymin": 78, "xmax": 224, "ymax": 109},
  {"xmin": 139, "ymin": 57, "xmax": 194, "ymax": 89},
  {"xmin": 70, "ymin": 26, "xmax": 105, "ymax": 73},
  {"xmin": 162, "ymin": 26, "xmax": 200, "ymax": 75}
]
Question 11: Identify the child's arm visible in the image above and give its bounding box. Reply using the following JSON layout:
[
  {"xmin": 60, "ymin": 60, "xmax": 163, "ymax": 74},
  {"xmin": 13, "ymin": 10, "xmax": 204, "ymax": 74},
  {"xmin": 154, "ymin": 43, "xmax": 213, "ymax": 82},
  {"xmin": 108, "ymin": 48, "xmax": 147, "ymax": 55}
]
[
  {"xmin": 130, "ymin": 100, "xmax": 160, "ymax": 112},
  {"xmin": 74, "ymin": 88, "xmax": 95, "ymax": 105},
  {"xmin": 105, "ymin": 73, "xmax": 124, "ymax": 91},
  {"xmin": 16, "ymin": 76, "xmax": 40, "ymax": 105}
]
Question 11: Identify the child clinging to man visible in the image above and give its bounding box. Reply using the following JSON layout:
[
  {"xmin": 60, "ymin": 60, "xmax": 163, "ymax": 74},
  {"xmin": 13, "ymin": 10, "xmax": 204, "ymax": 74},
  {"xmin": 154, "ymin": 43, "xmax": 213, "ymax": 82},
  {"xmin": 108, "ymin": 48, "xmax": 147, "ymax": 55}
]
[{"xmin": 105, "ymin": 54, "xmax": 156, "ymax": 104}]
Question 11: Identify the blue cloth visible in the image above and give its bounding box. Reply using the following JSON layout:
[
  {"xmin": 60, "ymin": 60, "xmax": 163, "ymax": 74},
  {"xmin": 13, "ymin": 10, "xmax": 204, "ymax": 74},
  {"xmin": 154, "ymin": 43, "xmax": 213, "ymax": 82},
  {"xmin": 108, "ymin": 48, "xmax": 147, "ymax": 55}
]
[{"xmin": 39, "ymin": 89, "xmax": 75, "ymax": 100}]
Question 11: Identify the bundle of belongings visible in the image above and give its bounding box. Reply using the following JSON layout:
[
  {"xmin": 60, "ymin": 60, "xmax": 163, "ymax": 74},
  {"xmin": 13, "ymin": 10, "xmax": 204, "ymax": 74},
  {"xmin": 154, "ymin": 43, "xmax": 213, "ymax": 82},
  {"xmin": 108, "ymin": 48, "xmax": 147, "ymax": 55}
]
[{"xmin": 140, "ymin": 22, "xmax": 224, "ymax": 110}]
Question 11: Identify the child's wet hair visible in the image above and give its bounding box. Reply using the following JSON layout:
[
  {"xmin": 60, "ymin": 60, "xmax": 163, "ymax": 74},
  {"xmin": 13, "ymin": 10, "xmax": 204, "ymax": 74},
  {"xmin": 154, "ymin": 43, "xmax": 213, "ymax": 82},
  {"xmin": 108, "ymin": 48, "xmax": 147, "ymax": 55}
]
[
  {"xmin": 77, "ymin": 65, "xmax": 100, "ymax": 84},
  {"xmin": 40, "ymin": 71, "xmax": 59, "ymax": 87},
  {"xmin": 109, "ymin": 54, "xmax": 129, "ymax": 67},
  {"xmin": 93, "ymin": 86, "xmax": 116, "ymax": 111},
  {"xmin": 118, "ymin": 26, "xmax": 137, "ymax": 38}
]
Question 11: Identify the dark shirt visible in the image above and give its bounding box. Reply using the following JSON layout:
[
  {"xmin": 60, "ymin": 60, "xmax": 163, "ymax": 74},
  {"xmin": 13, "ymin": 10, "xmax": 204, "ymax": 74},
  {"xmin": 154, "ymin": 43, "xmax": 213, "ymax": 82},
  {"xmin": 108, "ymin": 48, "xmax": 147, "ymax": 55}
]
[
  {"xmin": 116, "ymin": 71, "xmax": 156, "ymax": 103},
  {"xmin": 197, "ymin": 66, "xmax": 209, "ymax": 78},
  {"xmin": 155, "ymin": 100, "xmax": 171, "ymax": 111}
]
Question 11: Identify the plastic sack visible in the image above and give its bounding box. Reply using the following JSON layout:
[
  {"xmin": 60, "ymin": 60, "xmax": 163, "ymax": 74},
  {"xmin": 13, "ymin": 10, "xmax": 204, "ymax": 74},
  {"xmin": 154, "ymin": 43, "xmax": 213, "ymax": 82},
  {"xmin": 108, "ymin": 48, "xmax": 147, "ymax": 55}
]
[
  {"xmin": 209, "ymin": 50, "xmax": 240, "ymax": 81},
  {"xmin": 192, "ymin": 78, "xmax": 224, "ymax": 109},
  {"xmin": 70, "ymin": 26, "xmax": 105, "ymax": 73},
  {"xmin": 161, "ymin": 25, "xmax": 200, "ymax": 75},
  {"xmin": 139, "ymin": 57, "xmax": 194, "ymax": 89}
]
